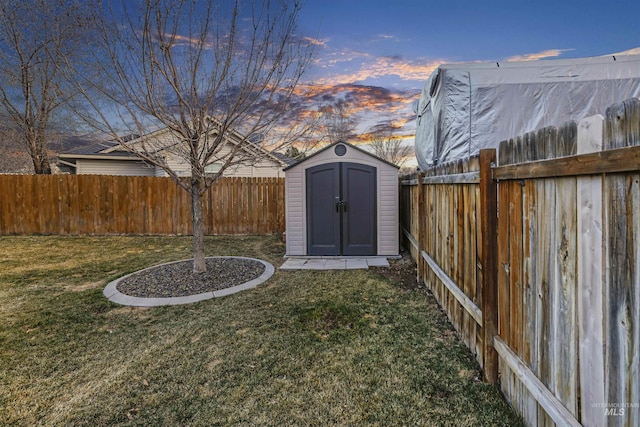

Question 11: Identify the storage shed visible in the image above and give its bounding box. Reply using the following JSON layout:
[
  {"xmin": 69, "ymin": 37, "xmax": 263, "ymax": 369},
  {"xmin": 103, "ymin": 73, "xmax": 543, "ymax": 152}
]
[{"xmin": 284, "ymin": 141, "xmax": 399, "ymax": 257}]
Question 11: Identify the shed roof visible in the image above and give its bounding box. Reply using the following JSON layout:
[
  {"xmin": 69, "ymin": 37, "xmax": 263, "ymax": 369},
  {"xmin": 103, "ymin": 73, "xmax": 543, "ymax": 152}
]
[{"xmin": 283, "ymin": 140, "xmax": 400, "ymax": 171}]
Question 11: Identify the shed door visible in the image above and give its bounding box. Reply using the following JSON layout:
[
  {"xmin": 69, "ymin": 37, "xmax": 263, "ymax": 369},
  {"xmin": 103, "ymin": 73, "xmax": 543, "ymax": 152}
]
[{"xmin": 306, "ymin": 162, "xmax": 376, "ymax": 256}]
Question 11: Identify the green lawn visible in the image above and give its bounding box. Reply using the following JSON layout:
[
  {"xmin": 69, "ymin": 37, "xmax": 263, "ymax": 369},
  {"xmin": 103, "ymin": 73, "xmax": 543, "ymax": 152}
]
[{"xmin": 0, "ymin": 235, "xmax": 522, "ymax": 426}]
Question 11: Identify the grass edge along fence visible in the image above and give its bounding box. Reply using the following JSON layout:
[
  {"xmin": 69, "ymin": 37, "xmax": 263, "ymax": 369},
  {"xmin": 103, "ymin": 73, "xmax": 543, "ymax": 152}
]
[
  {"xmin": 0, "ymin": 176, "xmax": 285, "ymax": 236},
  {"xmin": 400, "ymin": 97, "xmax": 640, "ymax": 427}
]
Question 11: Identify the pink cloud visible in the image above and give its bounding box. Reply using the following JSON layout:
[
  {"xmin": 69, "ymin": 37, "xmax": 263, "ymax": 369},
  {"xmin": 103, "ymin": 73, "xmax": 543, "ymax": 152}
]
[
  {"xmin": 312, "ymin": 55, "xmax": 443, "ymax": 86},
  {"xmin": 505, "ymin": 49, "xmax": 572, "ymax": 62}
]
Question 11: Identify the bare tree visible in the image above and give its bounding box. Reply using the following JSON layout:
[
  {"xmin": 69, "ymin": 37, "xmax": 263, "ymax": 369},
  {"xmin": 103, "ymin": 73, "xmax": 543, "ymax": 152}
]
[
  {"xmin": 0, "ymin": 123, "xmax": 32, "ymax": 173},
  {"xmin": 318, "ymin": 101, "xmax": 359, "ymax": 144},
  {"xmin": 284, "ymin": 145, "xmax": 305, "ymax": 161},
  {"xmin": 369, "ymin": 135, "xmax": 413, "ymax": 168},
  {"xmin": 0, "ymin": 0, "xmax": 94, "ymax": 174},
  {"xmin": 76, "ymin": 0, "xmax": 313, "ymax": 273}
]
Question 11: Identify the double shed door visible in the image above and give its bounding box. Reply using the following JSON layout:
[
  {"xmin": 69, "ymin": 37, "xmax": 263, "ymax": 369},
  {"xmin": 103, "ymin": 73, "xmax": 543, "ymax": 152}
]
[{"xmin": 306, "ymin": 162, "xmax": 377, "ymax": 256}]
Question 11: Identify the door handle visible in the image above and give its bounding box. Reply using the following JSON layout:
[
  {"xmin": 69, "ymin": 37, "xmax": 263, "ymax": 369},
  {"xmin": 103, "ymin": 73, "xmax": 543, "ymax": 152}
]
[{"xmin": 335, "ymin": 200, "xmax": 346, "ymax": 212}]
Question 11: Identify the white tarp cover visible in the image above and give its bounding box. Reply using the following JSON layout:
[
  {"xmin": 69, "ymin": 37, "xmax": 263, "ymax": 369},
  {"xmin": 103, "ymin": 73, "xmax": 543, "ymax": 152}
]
[{"xmin": 415, "ymin": 54, "xmax": 640, "ymax": 168}]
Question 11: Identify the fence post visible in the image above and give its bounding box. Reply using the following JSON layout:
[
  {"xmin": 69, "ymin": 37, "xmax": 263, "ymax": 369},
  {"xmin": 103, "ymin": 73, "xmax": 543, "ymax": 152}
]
[
  {"xmin": 416, "ymin": 172, "xmax": 425, "ymax": 282},
  {"xmin": 479, "ymin": 149, "xmax": 499, "ymax": 384},
  {"xmin": 398, "ymin": 178, "xmax": 405, "ymax": 250}
]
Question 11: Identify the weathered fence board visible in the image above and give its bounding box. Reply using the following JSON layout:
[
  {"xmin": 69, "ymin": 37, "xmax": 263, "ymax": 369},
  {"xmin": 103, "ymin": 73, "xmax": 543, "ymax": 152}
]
[
  {"xmin": 0, "ymin": 175, "xmax": 285, "ymax": 235},
  {"xmin": 400, "ymin": 97, "xmax": 640, "ymax": 427},
  {"xmin": 494, "ymin": 105, "xmax": 639, "ymax": 426},
  {"xmin": 400, "ymin": 157, "xmax": 485, "ymax": 370},
  {"xmin": 604, "ymin": 98, "xmax": 640, "ymax": 427},
  {"xmin": 576, "ymin": 114, "xmax": 606, "ymax": 427}
]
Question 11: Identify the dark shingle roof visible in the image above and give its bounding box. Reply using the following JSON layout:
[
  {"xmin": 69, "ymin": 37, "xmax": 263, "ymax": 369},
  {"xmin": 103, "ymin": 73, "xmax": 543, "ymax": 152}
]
[
  {"xmin": 271, "ymin": 151, "xmax": 296, "ymax": 166},
  {"xmin": 58, "ymin": 133, "xmax": 141, "ymax": 156},
  {"xmin": 61, "ymin": 140, "xmax": 118, "ymax": 155}
]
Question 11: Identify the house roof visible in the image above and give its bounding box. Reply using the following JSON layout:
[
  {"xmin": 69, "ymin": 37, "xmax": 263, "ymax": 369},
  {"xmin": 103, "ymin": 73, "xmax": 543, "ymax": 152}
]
[
  {"xmin": 270, "ymin": 151, "xmax": 296, "ymax": 166},
  {"xmin": 283, "ymin": 140, "xmax": 400, "ymax": 171},
  {"xmin": 57, "ymin": 126, "xmax": 290, "ymax": 167},
  {"xmin": 58, "ymin": 133, "xmax": 141, "ymax": 156}
]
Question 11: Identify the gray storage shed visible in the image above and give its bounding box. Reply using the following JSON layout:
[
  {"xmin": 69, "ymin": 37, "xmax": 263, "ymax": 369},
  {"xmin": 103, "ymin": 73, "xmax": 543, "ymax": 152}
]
[{"xmin": 284, "ymin": 141, "xmax": 399, "ymax": 257}]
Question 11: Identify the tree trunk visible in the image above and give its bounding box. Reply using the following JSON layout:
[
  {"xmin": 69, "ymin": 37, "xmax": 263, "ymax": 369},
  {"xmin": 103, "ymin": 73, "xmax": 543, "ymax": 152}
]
[
  {"xmin": 191, "ymin": 180, "xmax": 206, "ymax": 273},
  {"xmin": 32, "ymin": 155, "xmax": 52, "ymax": 175},
  {"xmin": 28, "ymin": 137, "xmax": 52, "ymax": 174}
]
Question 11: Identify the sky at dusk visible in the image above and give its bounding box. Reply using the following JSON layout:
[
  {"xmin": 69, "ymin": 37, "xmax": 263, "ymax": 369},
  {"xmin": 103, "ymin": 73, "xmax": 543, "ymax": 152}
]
[{"xmin": 293, "ymin": 0, "xmax": 640, "ymax": 151}]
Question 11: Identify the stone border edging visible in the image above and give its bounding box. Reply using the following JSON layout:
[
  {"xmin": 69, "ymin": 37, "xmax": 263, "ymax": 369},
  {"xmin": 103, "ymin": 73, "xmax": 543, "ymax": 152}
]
[{"xmin": 103, "ymin": 256, "xmax": 275, "ymax": 307}]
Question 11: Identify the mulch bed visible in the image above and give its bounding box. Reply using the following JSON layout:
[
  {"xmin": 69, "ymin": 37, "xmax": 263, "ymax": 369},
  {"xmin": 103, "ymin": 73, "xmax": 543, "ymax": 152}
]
[
  {"xmin": 370, "ymin": 249, "xmax": 421, "ymax": 291},
  {"xmin": 116, "ymin": 257, "xmax": 266, "ymax": 298}
]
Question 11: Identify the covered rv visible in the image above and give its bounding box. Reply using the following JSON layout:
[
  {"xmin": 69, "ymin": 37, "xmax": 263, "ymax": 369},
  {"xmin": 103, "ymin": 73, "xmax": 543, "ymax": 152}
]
[{"xmin": 414, "ymin": 54, "xmax": 640, "ymax": 168}]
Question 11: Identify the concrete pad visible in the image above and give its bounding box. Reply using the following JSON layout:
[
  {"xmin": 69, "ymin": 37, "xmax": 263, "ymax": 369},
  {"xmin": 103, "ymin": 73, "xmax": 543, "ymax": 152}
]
[
  {"xmin": 345, "ymin": 258, "xmax": 369, "ymax": 269},
  {"xmin": 366, "ymin": 257, "xmax": 390, "ymax": 267},
  {"xmin": 283, "ymin": 258, "xmax": 308, "ymax": 266},
  {"xmin": 323, "ymin": 259, "xmax": 347, "ymax": 269},
  {"xmin": 300, "ymin": 259, "xmax": 327, "ymax": 269},
  {"xmin": 280, "ymin": 259, "xmax": 307, "ymax": 270},
  {"xmin": 281, "ymin": 257, "xmax": 391, "ymax": 270}
]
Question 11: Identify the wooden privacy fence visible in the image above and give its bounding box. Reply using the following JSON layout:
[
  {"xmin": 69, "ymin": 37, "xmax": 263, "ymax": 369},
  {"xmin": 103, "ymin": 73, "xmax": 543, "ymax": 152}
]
[
  {"xmin": 400, "ymin": 97, "xmax": 640, "ymax": 427},
  {"xmin": 399, "ymin": 155, "xmax": 486, "ymax": 367},
  {"xmin": 400, "ymin": 153, "xmax": 497, "ymax": 386},
  {"xmin": 0, "ymin": 175, "xmax": 285, "ymax": 235}
]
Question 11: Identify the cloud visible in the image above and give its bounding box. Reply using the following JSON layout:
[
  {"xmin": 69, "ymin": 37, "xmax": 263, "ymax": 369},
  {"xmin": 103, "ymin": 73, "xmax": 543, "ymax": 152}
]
[
  {"xmin": 377, "ymin": 34, "xmax": 398, "ymax": 41},
  {"xmin": 285, "ymin": 81, "xmax": 420, "ymax": 143},
  {"xmin": 312, "ymin": 54, "xmax": 443, "ymax": 86},
  {"xmin": 304, "ymin": 36, "xmax": 328, "ymax": 47},
  {"xmin": 609, "ymin": 46, "xmax": 640, "ymax": 56},
  {"xmin": 289, "ymin": 46, "xmax": 445, "ymax": 144},
  {"xmin": 313, "ymin": 47, "xmax": 371, "ymax": 68},
  {"xmin": 505, "ymin": 49, "xmax": 572, "ymax": 62},
  {"xmin": 295, "ymin": 83, "xmax": 417, "ymax": 113}
]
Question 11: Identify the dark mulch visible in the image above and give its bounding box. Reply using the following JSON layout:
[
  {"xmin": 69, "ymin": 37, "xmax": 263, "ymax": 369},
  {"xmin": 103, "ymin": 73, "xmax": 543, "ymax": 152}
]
[
  {"xmin": 116, "ymin": 257, "xmax": 266, "ymax": 298},
  {"xmin": 370, "ymin": 249, "xmax": 422, "ymax": 291}
]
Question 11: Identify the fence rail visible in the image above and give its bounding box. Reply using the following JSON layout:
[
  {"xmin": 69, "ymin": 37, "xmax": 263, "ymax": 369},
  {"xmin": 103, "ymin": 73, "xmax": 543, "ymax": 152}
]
[
  {"xmin": 0, "ymin": 175, "xmax": 285, "ymax": 235},
  {"xmin": 400, "ymin": 97, "xmax": 640, "ymax": 427}
]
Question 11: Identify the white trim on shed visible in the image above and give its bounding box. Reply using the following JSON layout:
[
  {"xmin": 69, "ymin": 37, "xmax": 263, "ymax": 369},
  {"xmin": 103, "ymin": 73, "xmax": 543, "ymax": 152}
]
[{"xmin": 284, "ymin": 141, "xmax": 399, "ymax": 257}]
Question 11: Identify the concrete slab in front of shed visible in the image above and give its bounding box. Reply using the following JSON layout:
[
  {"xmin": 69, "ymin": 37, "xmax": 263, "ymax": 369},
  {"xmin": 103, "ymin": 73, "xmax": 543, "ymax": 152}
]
[
  {"xmin": 323, "ymin": 259, "xmax": 347, "ymax": 269},
  {"xmin": 366, "ymin": 257, "xmax": 390, "ymax": 267},
  {"xmin": 280, "ymin": 257, "xmax": 389, "ymax": 270},
  {"xmin": 345, "ymin": 258, "xmax": 369, "ymax": 269},
  {"xmin": 279, "ymin": 258, "xmax": 308, "ymax": 269},
  {"xmin": 300, "ymin": 259, "xmax": 328, "ymax": 269}
]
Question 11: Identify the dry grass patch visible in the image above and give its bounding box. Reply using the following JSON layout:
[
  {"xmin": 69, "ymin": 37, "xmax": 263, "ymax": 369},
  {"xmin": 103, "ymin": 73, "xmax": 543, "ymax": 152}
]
[{"xmin": 0, "ymin": 235, "xmax": 522, "ymax": 426}]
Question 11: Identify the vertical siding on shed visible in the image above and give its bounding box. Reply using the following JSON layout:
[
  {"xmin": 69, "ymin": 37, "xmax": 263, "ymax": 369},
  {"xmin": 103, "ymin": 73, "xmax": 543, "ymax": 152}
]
[
  {"xmin": 378, "ymin": 165, "xmax": 399, "ymax": 255},
  {"xmin": 285, "ymin": 166, "xmax": 305, "ymax": 255}
]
